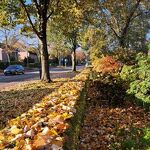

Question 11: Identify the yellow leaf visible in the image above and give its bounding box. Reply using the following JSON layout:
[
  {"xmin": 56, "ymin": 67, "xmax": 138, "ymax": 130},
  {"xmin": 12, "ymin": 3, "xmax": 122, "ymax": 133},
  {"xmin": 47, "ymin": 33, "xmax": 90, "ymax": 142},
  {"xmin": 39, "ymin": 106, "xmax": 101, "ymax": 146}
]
[
  {"xmin": 62, "ymin": 112, "xmax": 72, "ymax": 120},
  {"xmin": 48, "ymin": 129, "xmax": 58, "ymax": 136},
  {"xmin": 15, "ymin": 140, "xmax": 25, "ymax": 149},
  {"xmin": 11, "ymin": 126, "xmax": 21, "ymax": 135},
  {"xmin": 0, "ymin": 133, "xmax": 4, "ymax": 141}
]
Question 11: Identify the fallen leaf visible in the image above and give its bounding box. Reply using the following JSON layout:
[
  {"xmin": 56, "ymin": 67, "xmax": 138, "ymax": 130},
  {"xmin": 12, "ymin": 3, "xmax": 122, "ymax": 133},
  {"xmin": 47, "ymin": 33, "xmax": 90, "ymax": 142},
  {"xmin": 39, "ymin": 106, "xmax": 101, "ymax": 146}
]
[{"xmin": 10, "ymin": 126, "xmax": 21, "ymax": 135}]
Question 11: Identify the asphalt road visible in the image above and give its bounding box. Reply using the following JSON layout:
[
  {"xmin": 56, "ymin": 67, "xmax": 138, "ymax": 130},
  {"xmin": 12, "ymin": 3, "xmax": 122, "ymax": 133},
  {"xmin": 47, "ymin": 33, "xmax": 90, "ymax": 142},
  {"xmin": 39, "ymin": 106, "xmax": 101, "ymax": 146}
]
[{"xmin": 0, "ymin": 66, "xmax": 84, "ymax": 89}]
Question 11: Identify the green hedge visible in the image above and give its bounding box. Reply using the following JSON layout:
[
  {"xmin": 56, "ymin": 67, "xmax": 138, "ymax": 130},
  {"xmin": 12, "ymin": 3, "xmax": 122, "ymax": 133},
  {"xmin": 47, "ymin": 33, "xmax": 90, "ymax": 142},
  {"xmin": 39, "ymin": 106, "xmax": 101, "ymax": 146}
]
[
  {"xmin": 120, "ymin": 53, "xmax": 150, "ymax": 110},
  {"xmin": 0, "ymin": 62, "xmax": 9, "ymax": 70}
]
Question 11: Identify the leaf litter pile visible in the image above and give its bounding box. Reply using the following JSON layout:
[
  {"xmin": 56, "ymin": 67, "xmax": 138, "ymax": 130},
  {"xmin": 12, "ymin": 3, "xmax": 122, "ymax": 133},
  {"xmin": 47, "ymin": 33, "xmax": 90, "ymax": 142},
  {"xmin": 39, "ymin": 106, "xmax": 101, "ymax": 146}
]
[
  {"xmin": 0, "ymin": 69, "xmax": 90, "ymax": 149},
  {"xmin": 79, "ymin": 80, "xmax": 150, "ymax": 150},
  {"xmin": 0, "ymin": 78, "xmax": 70, "ymax": 129}
]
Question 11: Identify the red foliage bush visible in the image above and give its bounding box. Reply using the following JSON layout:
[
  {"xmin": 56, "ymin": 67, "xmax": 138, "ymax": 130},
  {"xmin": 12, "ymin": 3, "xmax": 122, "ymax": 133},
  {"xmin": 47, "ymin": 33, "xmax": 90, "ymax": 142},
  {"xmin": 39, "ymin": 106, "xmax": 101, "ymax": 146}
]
[{"xmin": 93, "ymin": 56, "xmax": 122, "ymax": 74}]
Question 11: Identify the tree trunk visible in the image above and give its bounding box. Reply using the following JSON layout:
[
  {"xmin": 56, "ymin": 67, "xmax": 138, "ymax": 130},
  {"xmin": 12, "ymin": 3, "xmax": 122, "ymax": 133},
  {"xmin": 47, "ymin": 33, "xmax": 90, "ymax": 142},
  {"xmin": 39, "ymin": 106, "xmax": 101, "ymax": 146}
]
[
  {"xmin": 5, "ymin": 32, "xmax": 10, "ymax": 64},
  {"xmin": 38, "ymin": 9, "xmax": 52, "ymax": 83},
  {"xmin": 40, "ymin": 37, "xmax": 51, "ymax": 83},
  {"xmin": 6, "ymin": 53, "xmax": 10, "ymax": 64},
  {"xmin": 119, "ymin": 37, "xmax": 126, "ymax": 48},
  {"xmin": 72, "ymin": 46, "xmax": 76, "ymax": 72},
  {"xmin": 59, "ymin": 57, "xmax": 61, "ymax": 66}
]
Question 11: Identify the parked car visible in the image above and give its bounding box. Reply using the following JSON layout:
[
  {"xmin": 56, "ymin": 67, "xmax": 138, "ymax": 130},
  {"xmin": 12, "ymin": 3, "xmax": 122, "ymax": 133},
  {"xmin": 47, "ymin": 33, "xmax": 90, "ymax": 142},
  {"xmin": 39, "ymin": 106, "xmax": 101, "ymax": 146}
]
[{"xmin": 4, "ymin": 65, "xmax": 25, "ymax": 75}]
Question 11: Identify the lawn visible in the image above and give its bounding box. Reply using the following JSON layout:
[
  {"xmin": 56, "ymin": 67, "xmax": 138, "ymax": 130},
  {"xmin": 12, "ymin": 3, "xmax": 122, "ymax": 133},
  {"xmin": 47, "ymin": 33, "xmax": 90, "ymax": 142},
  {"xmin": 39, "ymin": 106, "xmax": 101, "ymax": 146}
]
[{"xmin": 0, "ymin": 68, "xmax": 90, "ymax": 149}]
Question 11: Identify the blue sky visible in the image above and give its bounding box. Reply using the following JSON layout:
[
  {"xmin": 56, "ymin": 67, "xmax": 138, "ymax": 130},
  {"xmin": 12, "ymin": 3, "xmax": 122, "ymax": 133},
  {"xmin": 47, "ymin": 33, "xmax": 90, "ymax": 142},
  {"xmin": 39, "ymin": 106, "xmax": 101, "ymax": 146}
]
[
  {"xmin": 26, "ymin": 0, "xmax": 31, "ymax": 4},
  {"xmin": 146, "ymin": 31, "xmax": 150, "ymax": 40}
]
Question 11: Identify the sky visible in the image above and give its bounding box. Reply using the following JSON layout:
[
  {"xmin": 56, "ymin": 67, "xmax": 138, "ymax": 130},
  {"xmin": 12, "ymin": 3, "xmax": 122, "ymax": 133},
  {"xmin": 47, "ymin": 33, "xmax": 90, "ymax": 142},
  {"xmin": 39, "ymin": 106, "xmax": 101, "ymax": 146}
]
[{"xmin": 146, "ymin": 31, "xmax": 150, "ymax": 40}]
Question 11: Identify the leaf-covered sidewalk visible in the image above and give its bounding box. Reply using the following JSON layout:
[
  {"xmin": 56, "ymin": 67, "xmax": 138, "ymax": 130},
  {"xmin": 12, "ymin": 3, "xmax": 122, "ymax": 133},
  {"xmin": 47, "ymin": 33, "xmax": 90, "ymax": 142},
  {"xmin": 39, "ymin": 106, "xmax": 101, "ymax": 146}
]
[
  {"xmin": 0, "ymin": 69, "xmax": 90, "ymax": 149},
  {"xmin": 79, "ymin": 81, "xmax": 150, "ymax": 150},
  {"xmin": 0, "ymin": 78, "xmax": 71, "ymax": 130}
]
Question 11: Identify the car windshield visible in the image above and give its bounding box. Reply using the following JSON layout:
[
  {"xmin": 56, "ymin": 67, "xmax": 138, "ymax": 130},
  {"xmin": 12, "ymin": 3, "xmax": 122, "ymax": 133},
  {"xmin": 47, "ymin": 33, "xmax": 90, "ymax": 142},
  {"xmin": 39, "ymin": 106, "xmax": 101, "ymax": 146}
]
[{"xmin": 7, "ymin": 65, "xmax": 18, "ymax": 69}]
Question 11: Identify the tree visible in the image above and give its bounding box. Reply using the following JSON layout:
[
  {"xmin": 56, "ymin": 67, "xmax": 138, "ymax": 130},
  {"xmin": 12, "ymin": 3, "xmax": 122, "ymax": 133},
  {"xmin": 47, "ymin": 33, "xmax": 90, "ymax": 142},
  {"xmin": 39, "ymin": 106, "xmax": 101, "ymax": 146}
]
[
  {"xmin": 80, "ymin": 27, "xmax": 107, "ymax": 62},
  {"xmin": 16, "ymin": 0, "xmax": 61, "ymax": 82},
  {"xmin": 50, "ymin": 0, "xmax": 99, "ymax": 71},
  {"xmin": 0, "ymin": 28, "xmax": 23, "ymax": 63},
  {"xmin": 76, "ymin": 49, "xmax": 86, "ymax": 64},
  {"xmin": 0, "ymin": 0, "xmax": 19, "ymax": 63},
  {"xmin": 0, "ymin": 0, "xmax": 61, "ymax": 82},
  {"xmin": 47, "ymin": 25, "xmax": 70, "ymax": 66},
  {"xmin": 50, "ymin": 0, "xmax": 81, "ymax": 71},
  {"xmin": 98, "ymin": 0, "xmax": 150, "ymax": 49}
]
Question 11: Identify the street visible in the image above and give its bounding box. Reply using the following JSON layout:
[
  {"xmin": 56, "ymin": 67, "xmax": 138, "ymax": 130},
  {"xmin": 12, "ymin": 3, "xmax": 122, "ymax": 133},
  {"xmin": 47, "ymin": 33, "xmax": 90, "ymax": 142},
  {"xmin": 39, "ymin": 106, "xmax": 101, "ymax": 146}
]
[{"xmin": 0, "ymin": 66, "xmax": 85, "ymax": 89}]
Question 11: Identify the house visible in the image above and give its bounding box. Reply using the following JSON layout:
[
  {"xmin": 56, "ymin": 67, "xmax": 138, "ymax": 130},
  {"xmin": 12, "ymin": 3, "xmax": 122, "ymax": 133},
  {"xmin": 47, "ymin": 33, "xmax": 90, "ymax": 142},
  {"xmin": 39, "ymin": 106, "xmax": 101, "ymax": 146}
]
[
  {"xmin": 0, "ymin": 43, "xmax": 9, "ymax": 62},
  {"xmin": 0, "ymin": 42, "xmax": 38, "ymax": 63}
]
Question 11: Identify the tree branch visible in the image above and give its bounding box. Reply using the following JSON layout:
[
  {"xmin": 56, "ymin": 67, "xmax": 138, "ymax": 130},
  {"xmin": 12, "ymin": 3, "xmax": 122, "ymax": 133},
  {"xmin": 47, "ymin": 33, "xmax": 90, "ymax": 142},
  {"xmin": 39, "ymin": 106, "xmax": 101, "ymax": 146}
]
[
  {"xmin": 106, "ymin": 20, "xmax": 121, "ymax": 39},
  {"xmin": 131, "ymin": 10, "xmax": 150, "ymax": 22},
  {"xmin": 101, "ymin": 9, "xmax": 120, "ymax": 39},
  {"xmin": 47, "ymin": 10, "xmax": 54, "ymax": 20},
  {"xmin": 121, "ymin": 0, "xmax": 141, "ymax": 38},
  {"xmin": 19, "ymin": 0, "xmax": 40, "ymax": 39},
  {"xmin": 33, "ymin": 0, "xmax": 41, "ymax": 15},
  {"xmin": 100, "ymin": 7, "xmax": 120, "ymax": 39},
  {"xmin": 47, "ymin": 0, "xmax": 60, "ymax": 20}
]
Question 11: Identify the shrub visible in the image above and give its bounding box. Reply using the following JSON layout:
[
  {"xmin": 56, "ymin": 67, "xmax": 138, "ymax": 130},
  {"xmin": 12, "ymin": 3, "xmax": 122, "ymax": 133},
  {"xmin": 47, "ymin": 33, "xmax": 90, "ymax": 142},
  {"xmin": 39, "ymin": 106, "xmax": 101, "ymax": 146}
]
[
  {"xmin": 119, "ymin": 128, "xmax": 150, "ymax": 150},
  {"xmin": 28, "ymin": 63, "xmax": 40, "ymax": 68},
  {"xmin": 0, "ymin": 61, "xmax": 9, "ymax": 70},
  {"xmin": 120, "ymin": 65, "xmax": 138, "ymax": 82},
  {"xmin": 10, "ymin": 61, "xmax": 24, "ymax": 66},
  {"xmin": 120, "ymin": 53, "xmax": 150, "ymax": 107},
  {"xmin": 24, "ymin": 57, "xmax": 35, "ymax": 64},
  {"xmin": 127, "ymin": 79, "xmax": 150, "ymax": 104},
  {"xmin": 93, "ymin": 56, "xmax": 122, "ymax": 75}
]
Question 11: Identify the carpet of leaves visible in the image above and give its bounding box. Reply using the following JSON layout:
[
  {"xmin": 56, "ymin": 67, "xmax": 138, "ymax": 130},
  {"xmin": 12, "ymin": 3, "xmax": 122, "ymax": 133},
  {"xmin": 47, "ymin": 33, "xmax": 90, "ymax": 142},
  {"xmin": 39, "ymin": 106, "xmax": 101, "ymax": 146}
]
[
  {"xmin": 79, "ymin": 81, "xmax": 150, "ymax": 150},
  {"xmin": 0, "ymin": 78, "xmax": 71, "ymax": 130},
  {"xmin": 0, "ymin": 69, "xmax": 90, "ymax": 150}
]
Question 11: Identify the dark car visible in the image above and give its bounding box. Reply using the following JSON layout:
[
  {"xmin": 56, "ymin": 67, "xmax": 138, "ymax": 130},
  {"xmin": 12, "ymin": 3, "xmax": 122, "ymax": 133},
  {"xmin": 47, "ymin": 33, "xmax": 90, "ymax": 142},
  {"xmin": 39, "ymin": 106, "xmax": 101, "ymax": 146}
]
[{"xmin": 4, "ymin": 65, "xmax": 25, "ymax": 75}]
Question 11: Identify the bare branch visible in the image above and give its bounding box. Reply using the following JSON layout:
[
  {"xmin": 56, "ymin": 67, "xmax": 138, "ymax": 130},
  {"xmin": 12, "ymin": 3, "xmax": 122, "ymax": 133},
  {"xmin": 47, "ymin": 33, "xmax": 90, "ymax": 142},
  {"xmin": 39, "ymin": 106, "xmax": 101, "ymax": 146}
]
[
  {"xmin": 106, "ymin": 20, "xmax": 120, "ymax": 39},
  {"xmin": 47, "ymin": 10, "xmax": 54, "ymax": 20},
  {"xmin": 131, "ymin": 10, "xmax": 150, "ymax": 22},
  {"xmin": 47, "ymin": 0, "xmax": 60, "ymax": 20},
  {"xmin": 33, "ymin": 0, "xmax": 41, "ymax": 15},
  {"xmin": 101, "ymin": 9, "xmax": 120, "ymax": 39},
  {"xmin": 19, "ymin": 0, "xmax": 40, "ymax": 39},
  {"xmin": 121, "ymin": 0, "xmax": 142, "ymax": 38}
]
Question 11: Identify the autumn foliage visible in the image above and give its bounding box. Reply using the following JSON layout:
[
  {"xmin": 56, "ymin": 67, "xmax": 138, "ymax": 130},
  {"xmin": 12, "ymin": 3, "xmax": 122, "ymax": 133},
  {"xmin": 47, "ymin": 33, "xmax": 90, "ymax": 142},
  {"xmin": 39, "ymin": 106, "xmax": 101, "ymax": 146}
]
[
  {"xmin": 0, "ymin": 69, "xmax": 90, "ymax": 150},
  {"xmin": 93, "ymin": 56, "xmax": 122, "ymax": 74}
]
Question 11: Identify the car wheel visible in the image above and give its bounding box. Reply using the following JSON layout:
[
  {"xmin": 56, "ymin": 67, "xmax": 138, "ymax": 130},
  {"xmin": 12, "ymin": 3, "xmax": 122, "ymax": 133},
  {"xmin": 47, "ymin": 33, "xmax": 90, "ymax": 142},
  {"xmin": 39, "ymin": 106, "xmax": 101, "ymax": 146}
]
[
  {"xmin": 14, "ymin": 71, "xmax": 18, "ymax": 75},
  {"xmin": 22, "ymin": 72, "xmax": 24, "ymax": 74},
  {"xmin": 4, "ymin": 73, "xmax": 7, "ymax": 76}
]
